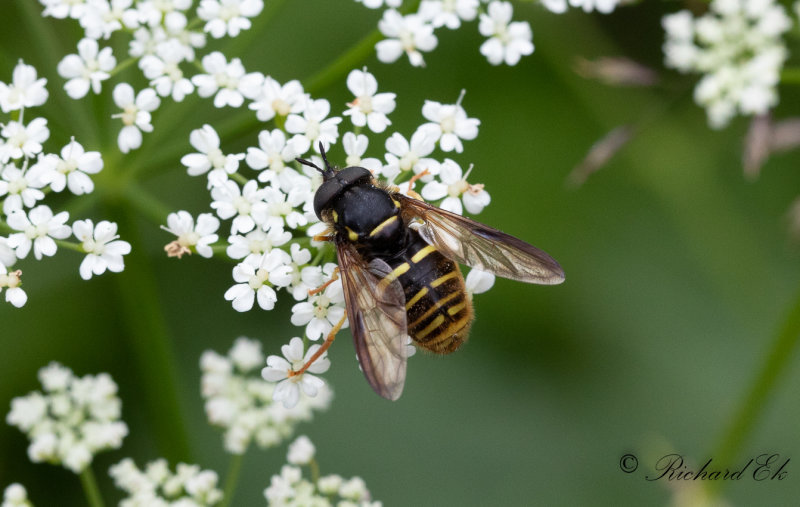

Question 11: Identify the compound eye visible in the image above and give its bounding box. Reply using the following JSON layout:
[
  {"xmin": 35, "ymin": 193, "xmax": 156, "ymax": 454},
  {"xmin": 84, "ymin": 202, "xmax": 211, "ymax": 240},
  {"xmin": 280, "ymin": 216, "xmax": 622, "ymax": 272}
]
[
  {"xmin": 338, "ymin": 166, "xmax": 372, "ymax": 186},
  {"xmin": 313, "ymin": 180, "xmax": 343, "ymax": 219}
]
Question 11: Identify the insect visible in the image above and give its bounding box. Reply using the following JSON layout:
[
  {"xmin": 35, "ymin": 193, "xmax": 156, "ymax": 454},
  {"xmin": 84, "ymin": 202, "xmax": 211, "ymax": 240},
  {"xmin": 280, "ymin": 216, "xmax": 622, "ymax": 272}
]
[{"xmin": 292, "ymin": 144, "xmax": 564, "ymax": 400}]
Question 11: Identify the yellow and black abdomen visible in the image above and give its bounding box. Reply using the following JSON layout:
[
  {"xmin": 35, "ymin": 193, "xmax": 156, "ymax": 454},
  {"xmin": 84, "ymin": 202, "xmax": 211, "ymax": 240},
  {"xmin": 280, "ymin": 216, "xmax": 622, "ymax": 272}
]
[{"xmin": 387, "ymin": 231, "xmax": 474, "ymax": 354}]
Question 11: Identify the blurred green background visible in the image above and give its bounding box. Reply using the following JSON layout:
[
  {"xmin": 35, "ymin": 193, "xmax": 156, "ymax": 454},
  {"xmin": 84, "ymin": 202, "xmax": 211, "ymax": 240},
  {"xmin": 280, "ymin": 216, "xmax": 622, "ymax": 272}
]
[{"xmin": 2, "ymin": 0, "xmax": 800, "ymax": 505}]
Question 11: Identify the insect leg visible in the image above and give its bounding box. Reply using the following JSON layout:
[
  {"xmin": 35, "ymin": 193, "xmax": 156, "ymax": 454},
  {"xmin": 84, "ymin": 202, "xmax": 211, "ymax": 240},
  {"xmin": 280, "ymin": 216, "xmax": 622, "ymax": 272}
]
[
  {"xmin": 308, "ymin": 266, "xmax": 340, "ymax": 297},
  {"xmin": 405, "ymin": 168, "xmax": 430, "ymax": 201},
  {"xmin": 288, "ymin": 314, "xmax": 347, "ymax": 378}
]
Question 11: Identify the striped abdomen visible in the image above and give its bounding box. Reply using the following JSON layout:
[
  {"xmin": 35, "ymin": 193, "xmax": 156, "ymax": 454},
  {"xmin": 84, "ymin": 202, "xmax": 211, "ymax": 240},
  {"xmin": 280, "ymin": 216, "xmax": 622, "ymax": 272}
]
[{"xmin": 381, "ymin": 230, "xmax": 473, "ymax": 354}]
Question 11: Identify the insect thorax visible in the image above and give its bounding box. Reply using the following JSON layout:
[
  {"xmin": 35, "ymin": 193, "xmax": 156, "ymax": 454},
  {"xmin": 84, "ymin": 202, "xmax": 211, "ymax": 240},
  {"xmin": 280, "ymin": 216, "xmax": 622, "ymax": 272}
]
[{"xmin": 331, "ymin": 184, "xmax": 404, "ymax": 252}]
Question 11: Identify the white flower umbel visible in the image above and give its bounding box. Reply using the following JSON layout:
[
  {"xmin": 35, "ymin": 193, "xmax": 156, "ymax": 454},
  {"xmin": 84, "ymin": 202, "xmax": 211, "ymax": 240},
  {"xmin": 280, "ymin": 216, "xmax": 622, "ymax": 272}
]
[
  {"xmin": 419, "ymin": 91, "xmax": 480, "ymax": 153},
  {"xmin": 110, "ymin": 458, "xmax": 223, "ymax": 506},
  {"xmin": 201, "ymin": 337, "xmax": 332, "ymax": 454},
  {"xmin": 264, "ymin": 438, "xmax": 381, "ymax": 506},
  {"xmin": 262, "ymin": 337, "xmax": 331, "ymax": 409},
  {"xmin": 6, "ymin": 362, "xmax": 128, "ymax": 473},
  {"xmin": 376, "ymin": 10, "xmax": 438, "ymax": 67},
  {"xmin": 111, "ymin": 84, "xmax": 160, "ymax": 153},
  {"xmin": 0, "ymin": 61, "xmax": 48, "ymax": 114},
  {"xmin": 210, "ymin": 179, "xmax": 268, "ymax": 234},
  {"xmin": 6, "ymin": 205, "xmax": 71, "ymax": 260},
  {"xmin": 1, "ymin": 483, "xmax": 32, "ymax": 507},
  {"xmin": 198, "ymin": 0, "xmax": 264, "ymax": 39},
  {"xmin": 662, "ymin": 0, "xmax": 792, "ymax": 129},
  {"xmin": 478, "ymin": 1, "xmax": 534, "ymax": 66},
  {"xmin": 57, "ymin": 38, "xmax": 116, "ymax": 99},
  {"xmin": 162, "ymin": 211, "xmax": 220, "ymax": 258},
  {"xmin": 0, "ymin": 264, "xmax": 26, "ymax": 307},
  {"xmin": 420, "ymin": 159, "xmax": 490, "ymax": 215},
  {"xmin": 72, "ymin": 219, "xmax": 132, "ymax": 280},
  {"xmin": 224, "ymin": 249, "xmax": 294, "ymax": 311},
  {"xmin": 344, "ymin": 69, "xmax": 396, "ymax": 134}
]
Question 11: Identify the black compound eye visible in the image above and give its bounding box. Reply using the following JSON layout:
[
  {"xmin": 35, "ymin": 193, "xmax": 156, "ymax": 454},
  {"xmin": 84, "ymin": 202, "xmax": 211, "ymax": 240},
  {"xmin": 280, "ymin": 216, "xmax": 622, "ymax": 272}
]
[{"xmin": 337, "ymin": 166, "xmax": 372, "ymax": 186}]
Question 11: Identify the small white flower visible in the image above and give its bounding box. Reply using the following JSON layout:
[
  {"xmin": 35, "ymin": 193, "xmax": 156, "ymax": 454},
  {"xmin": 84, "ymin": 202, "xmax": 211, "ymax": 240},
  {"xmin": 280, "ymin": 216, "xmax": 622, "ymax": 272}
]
[
  {"xmin": 285, "ymin": 98, "xmax": 342, "ymax": 154},
  {"xmin": 478, "ymin": 1, "xmax": 534, "ymax": 66},
  {"xmin": 198, "ymin": 0, "xmax": 264, "ymax": 38},
  {"xmin": 111, "ymin": 84, "xmax": 160, "ymax": 153},
  {"xmin": 192, "ymin": 52, "xmax": 262, "ymax": 108},
  {"xmin": 262, "ymin": 337, "xmax": 331, "ymax": 409},
  {"xmin": 162, "ymin": 211, "xmax": 220, "ymax": 258},
  {"xmin": 261, "ymin": 185, "xmax": 310, "ymax": 231},
  {"xmin": 57, "ymin": 38, "xmax": 116, "ymax": 99},
  {"xmin": 224, "ymin": 249, "xmax": 293, "ymax": 311},
  {"xmin": 181, "ymin": 124, "xmax": 244, "ymax": 177},
  {"xmin": 40, "ymin": 0, "xmax": 90, "ymax": 19},
  {"xmin": 421, "ymin": 159, "xmax": 490, "ymax": 215},
  {"xmin": 419, "ymin": 0, "xmax": 479, "ymax": 29},
  {"xmin": 286, "ymin": 435, "xmax": 315, "ymax": 465},
  {"xmin": 7, "ymin": 205, "xmax": 71, "ymax": 260},
  {"xmin": 79, "ymin": 0, "xmax": 140, "ymax": 39},
  {"xmin": 41, "ymin": 139, "xmax": 103, "ymax": 195},
  {"xmin": 0, "ymin": 265, "xmax": 26, "ymax": 307},
  {"xmin": 344, "ymin": 69, "xmax": 396, "ymax": 133},
  {"xmin": 210, "ymin": 179, "xmax": 268, "ymax": 234},
  {"xmin": 383, "ymin": 128, "xmax": 439, "ymax": 181},
  {"xmin": 355, "ymin": 0, "xmax": 402, "ymax": 8},
  {"xmin": 376, "ymin": 10, "xmax": 438, "ymax": 67},
  {"xmin": 245, "ymin": 129, "xmax": 303, "ymax": 189},
  {"xmin": 0, "ymin": 164, "xmax": 47, "ymax": 214},
  {"xmin": 465, "ymin": 267, "xmax": 495, "ymax": 295},
  {"xmin": 72, "ymin": 219, "xmax": 132, "ymax": 280},
  {"xmin": 419, "ymin": 92, "xmax": 480, "ymax": 153},
  {"xmin": 140, "ymin": 40, "xmax": 195, "ymax": 102},
  {"xmin": 2, "ymin": 483, "xmax": 31, "ymax": 507},
  {"xmin": 1, "ymin": 118, "xmax": 50, "ymax": 161},
  {"xmin": 0, "ymin": 61, "xmax": 48, "ymax": 113},
  {"xmin": 225, "ymin": 227, "xmax": 291, "ymax": 259},
  {"xmin": 0, "ymin": 237, "xmax": 15, "ymax": 267},
  {"xmin": 542, "ymin": 0, "xmax": 619, "ymax": 13},
  {"xmin": 342, "ymin": 132, "xmax": 382, "ymax": 174},
  {"xmin": 290, "ymin": 266, "xmax": 346, "ymax": 340},
  {"xmin": 248, "ymin": 76, "xmax": 307, "ymax": 122}
]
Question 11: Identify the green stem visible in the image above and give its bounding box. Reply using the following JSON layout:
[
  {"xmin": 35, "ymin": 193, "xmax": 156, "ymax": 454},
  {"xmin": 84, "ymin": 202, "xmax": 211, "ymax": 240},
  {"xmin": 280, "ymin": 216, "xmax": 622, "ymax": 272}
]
[
  {"xmin": 79, "ymin": 466, "xmax": 105, "ymax": 507},
  {"xmin": 110, "ymin": 57, "xmax": 138, "ymax": 78},
  {"xmin": 122, "ymin": 181, "xmax": 173, "ymax": 225},
  {"xmin": 706, "ymin": 285, "xmax": 800, "ymax": 496},
  {"xmin": 111, "ymin": 205, "xmax": 193, "ymax": 464},
  {"xmin": 304, "ymin": 29, "xmax": 384, "ymax": 95},
  {"xmin": 220, "ymin": 453, "xmax": 245, "ymax": 507}
]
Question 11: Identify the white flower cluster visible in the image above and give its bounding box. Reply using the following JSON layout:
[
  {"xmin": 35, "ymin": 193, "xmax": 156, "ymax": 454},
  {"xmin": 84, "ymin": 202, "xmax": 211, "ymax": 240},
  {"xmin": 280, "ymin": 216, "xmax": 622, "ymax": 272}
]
[
  {"xmin": 362, "ymin": 0, "xmax": 534, "ymax": 67},
  {"xmin": 264, "ymin": 435, "xmax": 382, "ymax": 507},
  {"xmin": 166, "ymin": 68, "xmax": 495, "ymax": 405},
  {"xmin": 6, "ymin": 362, "xmax": 128, "ymax": 474},
  {"xmin": 0, "ymin": 61, "xmax": 131, "ymax": 308},
  {"xmin": 41, "ymin": 0, "xmax": 264, "ymax": 153},
  {"xmin": 1, "ymin": 484, "xmax": 32, "ymax": 507},
  {"xmin": 200, "ymin": 337, "xmax": 332, "ymax": 453},
  {"xmin": 110, "ymin": 458, "xmax": 223, "ymax": 507},
  {"xmin": 662, "ymin": 0, "xmax": 793, "ymax": 129}
]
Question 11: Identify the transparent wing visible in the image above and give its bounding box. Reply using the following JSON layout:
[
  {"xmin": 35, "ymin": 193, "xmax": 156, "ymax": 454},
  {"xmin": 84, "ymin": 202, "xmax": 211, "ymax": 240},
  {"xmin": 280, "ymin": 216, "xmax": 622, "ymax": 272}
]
[
  {"xmin": 398, "ymin": 194, "xmax": 565, "ymax": 285},
  {"xmin": 337, "ymin": 243, "xmax": 409, "ymax": 400}
]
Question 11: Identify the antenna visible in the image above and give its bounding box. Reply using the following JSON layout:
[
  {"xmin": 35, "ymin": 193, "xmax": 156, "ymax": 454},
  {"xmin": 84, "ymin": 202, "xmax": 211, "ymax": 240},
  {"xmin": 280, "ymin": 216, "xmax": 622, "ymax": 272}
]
[{"xmin": 296, "ymin": 142, "xmax": 336, "ymax": 179}]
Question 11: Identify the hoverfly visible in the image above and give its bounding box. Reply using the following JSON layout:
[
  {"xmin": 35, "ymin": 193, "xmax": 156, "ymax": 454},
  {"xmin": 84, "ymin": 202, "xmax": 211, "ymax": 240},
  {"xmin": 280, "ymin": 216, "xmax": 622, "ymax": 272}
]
[{"xmin": 294, "ymin": 144, "xmax": 564, "ymax": 400}]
